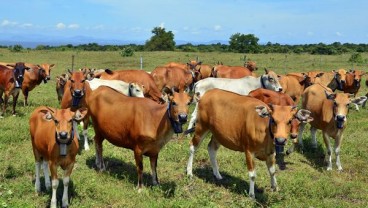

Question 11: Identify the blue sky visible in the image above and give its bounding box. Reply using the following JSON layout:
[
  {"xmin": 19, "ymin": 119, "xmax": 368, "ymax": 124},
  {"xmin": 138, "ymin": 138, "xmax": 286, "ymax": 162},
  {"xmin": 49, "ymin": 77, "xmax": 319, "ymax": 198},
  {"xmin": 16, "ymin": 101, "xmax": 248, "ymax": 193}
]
[{"xmin": 1, "ymin": 0, "xmax": 368, "ymax": 45}]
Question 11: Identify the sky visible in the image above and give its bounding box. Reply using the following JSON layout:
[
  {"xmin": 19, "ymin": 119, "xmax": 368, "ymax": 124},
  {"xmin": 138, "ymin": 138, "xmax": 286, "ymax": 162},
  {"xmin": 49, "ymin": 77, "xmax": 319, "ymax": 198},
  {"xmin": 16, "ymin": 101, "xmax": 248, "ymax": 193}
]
[{"xmin": 1, "ymin": 0, "xmax": 368, "ymax": 45}]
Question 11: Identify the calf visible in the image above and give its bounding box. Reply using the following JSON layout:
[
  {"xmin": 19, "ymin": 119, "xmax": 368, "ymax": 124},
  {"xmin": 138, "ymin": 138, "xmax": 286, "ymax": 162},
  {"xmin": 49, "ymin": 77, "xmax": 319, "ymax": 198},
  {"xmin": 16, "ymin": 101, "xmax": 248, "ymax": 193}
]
[
  {"xmin": 30, "ymin": 106, "xmax": 87, "ymax": 208},
  {"xmin": 0, "ymin": 63, "xmax": 30, "ymax": 117},
  {"xmin": 88, "ymin": 87, "xmax": 192, "ymax": 190},
  {"xmin": 186, "ymin": 89, "xmax": 298, "ymax": 198},
  {"xmin": 288, "ymin": 84, "xmax": 366, "ymax": 170}
]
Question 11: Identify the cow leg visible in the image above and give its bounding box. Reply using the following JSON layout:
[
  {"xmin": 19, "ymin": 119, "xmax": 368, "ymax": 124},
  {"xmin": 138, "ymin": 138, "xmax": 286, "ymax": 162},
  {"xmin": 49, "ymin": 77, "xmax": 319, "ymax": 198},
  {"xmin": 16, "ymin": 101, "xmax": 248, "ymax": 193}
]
[
  {"xmin": 1, "ymin": 94, "xmax": 9, "ymax": 117},
  {"xmin": 11, "ymin": 92, "xmax": 20, "ymax": 116},
  {"xmin": 43, "ymin": 160, "xmax": 51, "ymax": 190},
  {"xmin": 82, "ymin": 116, "xmax": 90, "ymax": 151},
  {"xmin": 93, "ymin": 134, "xmax": 105, "ymax": 171},
  {"xmin": 245, "ymin": 150, "xmax": 256, "ymax": 199},
  {"xmin": 23, "ymin": 88, "xmax": 29, "ymax": 106},
  {"xmin": 207, "ymin": 137, "xmax": 222, "ymax": 180},
  {"xmin": 62, "ymin": 163, "xmax": 74, "ymax": 208},
  {"xmin": 149, "ymin": 154, "xmax": 159, "ymax": 185},
  {"xmin": 186, "ymin": 125, "xmax": 209, "ymax": 177},
  {"xmin": 310, "ymin": 127, "xmax": 318, "ymax": 149},
  {"xmin": 334, "ymin": 135, "xmax": 343, "ymax": 171},
  {"xmin": 266, "ymin": 153, "xmax": 278, "ymax": 192},
  {"xmin": 35, "ymin": 161, "xmax": 41, "ymax": 193},
  {"xmin": 134, "ymin": 149, "xmax": 144, "ymax": 191},
  {"xmin": 298, "ymin": 122, "xmax": 307, "ymax": 150},
  {"xmin": 322, "ymin": 132, "xmax": 333, "ymax": 171},
  {"xmin": 49, "ymin": 162, "xmax": 59, "ymax": 208},
  {"xmin": 187, "ymin": 104, "xmax": 198, "ymax": 131}
]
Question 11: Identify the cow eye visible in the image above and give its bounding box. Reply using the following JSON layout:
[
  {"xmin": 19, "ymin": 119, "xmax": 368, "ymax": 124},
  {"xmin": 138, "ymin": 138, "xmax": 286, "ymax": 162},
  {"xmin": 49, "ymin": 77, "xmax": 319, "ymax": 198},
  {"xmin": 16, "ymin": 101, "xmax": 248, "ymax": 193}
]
[
  {"xmin": 268, "ymin": 77, "xmax": 274, "ymax": 82},
  {"xmin": 187, "ymin": 102, "xmax": 191, "ymax": 105},
  {"xmin": 70, "ymin": 79, "xmax": 75, "ymax": 83},
  {"xmin": 54, "ymin": 119, "xmax": 59, "ymax": 124},
  {"xmin": 172, "ymin": 102, "xmax": 177, "ymax": 106},
  {"xmin": 81, "ymin": 79, "xmax": 86, "ymax": 83},
  {"xmin": 288, "ymin": 120, "xmax": 292, "ymax": 124}
]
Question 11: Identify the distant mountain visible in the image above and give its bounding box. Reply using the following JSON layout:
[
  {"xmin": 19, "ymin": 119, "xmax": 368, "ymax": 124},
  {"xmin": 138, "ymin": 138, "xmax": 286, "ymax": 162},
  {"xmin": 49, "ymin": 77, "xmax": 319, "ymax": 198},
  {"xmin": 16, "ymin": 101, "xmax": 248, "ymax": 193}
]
[{"xmin": 0, "ymin": 33, "xmax": 227, "ymax": 48}]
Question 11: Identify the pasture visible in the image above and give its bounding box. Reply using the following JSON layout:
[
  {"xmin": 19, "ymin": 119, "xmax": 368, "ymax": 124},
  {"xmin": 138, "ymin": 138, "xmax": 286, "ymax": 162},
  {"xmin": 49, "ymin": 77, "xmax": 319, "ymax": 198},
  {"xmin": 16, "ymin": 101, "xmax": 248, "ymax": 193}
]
[{"xmin": 1, "ymin": 48, "xmax": 368, "ymax": 207}]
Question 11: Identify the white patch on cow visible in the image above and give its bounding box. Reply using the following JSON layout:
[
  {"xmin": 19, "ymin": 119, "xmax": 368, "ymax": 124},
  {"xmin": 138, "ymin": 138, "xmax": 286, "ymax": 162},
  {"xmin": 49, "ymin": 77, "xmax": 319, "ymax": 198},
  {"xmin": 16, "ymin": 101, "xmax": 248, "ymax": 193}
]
[
  {"xmin": 51, "ymin": 179, "xmax": 59, "ymax": 208},
  {"xmin": 83, "ymin": 129, "xmax": 89, "ymax": 151},
  {"xmin": 62, "ymin": 176, "xmax": 70, "ymax": 207},
  {"xmin": 186, "ymin": 145, "xmax": 195, "ymax": 177},
  {"xmin": 267, "ymin": 165, "xmax": 278, "ymax": 191},
  {"xmin": 87, "ymin": 79, "xmax": 144, "ymax": 97},
  {"xmin": 208, "ymin": 143, "xmax": 222, "ymax": 180},
  {"xmin": 248, "ymin": 170, "xmax": 256, "ymax": 198}
]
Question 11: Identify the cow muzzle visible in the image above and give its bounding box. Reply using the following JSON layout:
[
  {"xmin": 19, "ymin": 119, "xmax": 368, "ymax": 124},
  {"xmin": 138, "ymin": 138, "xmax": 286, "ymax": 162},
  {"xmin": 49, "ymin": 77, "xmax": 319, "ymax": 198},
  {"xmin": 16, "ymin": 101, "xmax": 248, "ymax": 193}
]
[
  {"xmin": 335, "ymin": 115, "xmax": 346, "ymax": 129},
  {"xmin": 275, "ymin": 137, "xmax": 287, "ymax": 146},
  {"xmin": 178, "ymin": 113, "xmax": 188, "ymax": 124},
  {"xmin": 56, "ymin": 130, "xmax": 73, "ymax": 156},
  {"xmin": 72, "ymin": 89, "xmax": 84, "ymax": 98}
]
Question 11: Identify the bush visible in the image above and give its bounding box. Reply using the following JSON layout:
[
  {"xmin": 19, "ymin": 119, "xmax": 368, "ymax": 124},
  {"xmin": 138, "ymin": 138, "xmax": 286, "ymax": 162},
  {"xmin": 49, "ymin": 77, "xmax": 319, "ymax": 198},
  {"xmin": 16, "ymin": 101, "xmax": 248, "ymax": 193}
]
[
  {"xmin": 120, "ymin": 46, "xmax": 134, "ymax": 57},
  {"xmin": 9, "ymin": 45, "xmax": 23, "ymax": 52},
  {"xmin": 349, "ymin": 53, "xmax": 364, "ymax": 64}
]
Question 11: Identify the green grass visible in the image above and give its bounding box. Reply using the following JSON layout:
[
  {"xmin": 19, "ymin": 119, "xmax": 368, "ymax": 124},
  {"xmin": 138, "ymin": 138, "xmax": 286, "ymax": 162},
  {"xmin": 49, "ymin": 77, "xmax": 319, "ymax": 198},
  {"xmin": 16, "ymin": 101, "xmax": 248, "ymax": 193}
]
[{"xmin": 1, "ymin": 49, "xmax": 368, "ymax": 207}]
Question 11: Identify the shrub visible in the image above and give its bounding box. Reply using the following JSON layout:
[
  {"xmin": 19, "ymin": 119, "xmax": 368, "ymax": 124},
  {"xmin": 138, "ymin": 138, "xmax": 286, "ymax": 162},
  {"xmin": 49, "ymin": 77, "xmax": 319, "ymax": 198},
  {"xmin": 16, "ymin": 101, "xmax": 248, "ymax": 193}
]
[{"xmin": 120, "ymin": 46, "xmax": 135, "ymax": 57}]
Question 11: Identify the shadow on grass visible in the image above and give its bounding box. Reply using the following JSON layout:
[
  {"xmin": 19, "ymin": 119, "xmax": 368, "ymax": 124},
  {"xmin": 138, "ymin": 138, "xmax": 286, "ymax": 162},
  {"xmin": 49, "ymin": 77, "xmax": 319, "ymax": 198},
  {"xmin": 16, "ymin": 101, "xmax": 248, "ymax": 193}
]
[
  {"xmin": 291, "ymin": 137, "xmax": 326, "ymax": 172},
  {"xmin": 192, "ymin": 166, "xmax": 270, "ymax": 205},
  {"xmin": 32, "ymin": 177, "xmax": 78, "ymax": 208},
  {"xmin": 85, "ymin": 156, "xmax": 177, "ymax": 197}
]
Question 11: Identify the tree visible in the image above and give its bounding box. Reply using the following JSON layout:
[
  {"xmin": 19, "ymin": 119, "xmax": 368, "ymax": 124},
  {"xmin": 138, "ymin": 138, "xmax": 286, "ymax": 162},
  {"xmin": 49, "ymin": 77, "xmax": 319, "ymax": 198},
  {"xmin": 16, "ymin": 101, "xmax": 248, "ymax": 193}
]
[
  {"xmin": 229, "ymin": 33, "xmax": 260, "ymax": 53},
  {"xmin": 9, "ymin": 44, "xmax": 23, "ymax": 52},
  {"xmin": 145, "ymin": 27, "xmax": 175, "ymax": 51}
]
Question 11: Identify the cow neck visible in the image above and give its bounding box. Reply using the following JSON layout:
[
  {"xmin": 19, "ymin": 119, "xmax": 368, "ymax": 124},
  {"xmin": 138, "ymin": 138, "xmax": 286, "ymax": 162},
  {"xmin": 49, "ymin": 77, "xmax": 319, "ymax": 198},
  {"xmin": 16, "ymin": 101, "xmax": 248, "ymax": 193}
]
[
  {"xmin": 12, "ymin": 70, "xmax": 22, "ymax": 88},
  {"xmin": 260, "ymin": 75, "xmax": 267, "ymax": 89},
  {"xmin": 166, "ymin": 102, "xmax": 183, "ymax": 134}
]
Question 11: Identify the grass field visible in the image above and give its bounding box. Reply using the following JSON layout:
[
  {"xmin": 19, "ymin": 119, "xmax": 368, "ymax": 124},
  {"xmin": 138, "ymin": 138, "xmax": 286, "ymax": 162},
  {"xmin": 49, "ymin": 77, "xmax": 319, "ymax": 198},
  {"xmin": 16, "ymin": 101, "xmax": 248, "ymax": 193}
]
[{"xmin": 0, "ymin": 49, "xmax": 368, "ymax": 207}]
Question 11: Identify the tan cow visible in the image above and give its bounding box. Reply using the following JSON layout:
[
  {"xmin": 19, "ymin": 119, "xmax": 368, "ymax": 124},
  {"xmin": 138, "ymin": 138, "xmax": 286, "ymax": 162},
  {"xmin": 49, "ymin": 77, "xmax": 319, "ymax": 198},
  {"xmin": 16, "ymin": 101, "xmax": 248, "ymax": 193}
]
[
  {"xmin": 279, "ymin": 72, "xmax": 309, "ymax": 104},
  {"xmin": 95, "ymin": 69, "xmax": 165, "ymax": 103},
  {"xmin": 186, "ymin": 89, "xmax": 298, "ymax": 198},
  {"xmin": 165, "ymin": 60, "xmax": 202, "ymax": 71},
  {"xmin": 88, "ymin": 86, "xmax": 192, "ymax": 191},
  {"xmin": 151, "ymin": 66, "xmax": 196, "ymax": 92},
  {"xmin": 30, "ymin": 106, "xmax": 87, "ymax": 208},
  {"xmin": 313, "ymin": 69, "xmax": 347, "ymax": 91},
  {"xmin": 212, "ymin": 64, "xmax": 255, "ymax": 78},
  {"xmin": 56, "ymin": 73, "xmax": 69, "ymax": 103},
  {"xmin": 289, "ymin": 84, "xmax": 366, "ymax": 170}
]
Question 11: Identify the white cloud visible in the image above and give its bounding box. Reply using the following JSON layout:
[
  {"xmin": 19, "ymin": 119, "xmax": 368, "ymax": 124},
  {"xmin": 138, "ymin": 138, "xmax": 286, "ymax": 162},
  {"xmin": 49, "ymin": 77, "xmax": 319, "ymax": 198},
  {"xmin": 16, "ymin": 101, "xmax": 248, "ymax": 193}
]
[
  {"xmin": 20, "ymin": 23, "xmax": 33, "ymax": 28},
  {"xmin": 1, "ymin": 19, "xmax": 17, "ymax": 27},
  {"xmin": 68, "ymin": 24, "xmax": 80, "ymax": 29},
  {"xmin": 56, "ymin": 22, "xmax": 66, "ymax": 29},
  {"xmin": 159, "ymin": 22, "xmax": 165, "ymax": 29},
  {"xmin": 214, "ymin": 25, "xmax": 222, "ymax": 31},
  {"xmin": 336, "ymin": 32, "xmax": 342, "ymax": 36}
]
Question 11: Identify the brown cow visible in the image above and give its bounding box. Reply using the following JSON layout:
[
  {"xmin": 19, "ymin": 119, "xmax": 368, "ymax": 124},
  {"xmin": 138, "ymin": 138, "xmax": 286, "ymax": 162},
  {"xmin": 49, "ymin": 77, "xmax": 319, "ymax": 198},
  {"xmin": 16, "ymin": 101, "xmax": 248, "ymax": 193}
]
[
  {"xmin": 344, "ymin": 69, "xmax": 365, "ymax": 96},
  {"xmin": 95, "ymin": 69, "xmax": 165, "ymax": 103},
  {"xmin": 313, "ymin": 69, "xmax": 347, "ymax": 91},
  {"xmin": 165, "ymin": 60, "xmax": 202, "ymax": 71},
  {"xmin": 56, "ymin": 74, "xmax": 69, "ymax": 103},
  {"xmin": 195, "ymin": 64, "xmax": 213, "ymax": 80},
  {"xmin": 30, "ymin": 106, "xmax": 87, "ymax": 208},
  {"xmin": 279, "ymin": 72, "xmax": 309, "ymax": 104},
  {"xmin": 88, "ymin": 86, "xmax": 192, "ymax": 190},
  {"xmin": 0, "ymin": 63, "xmax": 30, "ymax": 117},
  {"xmin": 212, "ymin": 64, "xmax": 255, "ymax": 78},
  {"xmin": 151, "ymin": 66, "xmax": 196, "ymax": 92},
  {"xmin": 22, "ymin": 64, "xmax": 55, "ymax": 106},
  {"xmin": 186, "ymin": 89, "xmax": 298, "ymax": 198},
  {"xmin": 249, "ymin": 88, "xmax": 313, "ymax": 169},
  {"xmin": 288, "ymin": 84, "xmax": 366, "ymax": 170}
]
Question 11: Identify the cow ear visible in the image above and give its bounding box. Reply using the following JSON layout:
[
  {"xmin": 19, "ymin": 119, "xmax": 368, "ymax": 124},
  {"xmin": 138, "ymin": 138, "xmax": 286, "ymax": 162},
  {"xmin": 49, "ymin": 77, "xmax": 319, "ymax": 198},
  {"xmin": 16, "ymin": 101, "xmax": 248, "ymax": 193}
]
[
  {"xmin": 264, "ymin": 68, "xmax": 269, "ymax": 74},
  {"xmin": 74, "ymin": 108, "xmax": 88, "ymax": 121},
  {"xmin": 325, "ymin": 90, "xmax": 336, "ymax": 100},
  {"xmin": 68, "ymin": 69, "xmax": 73, "ymax": 75},
  {"xmin": 40, "ymin": 108, "xmax": 55, "ymax": 121},
  {"xmin": 351, "ymin": 96, "xmax": 367, "ymax": 105},
  {"xmin": 316, "ymin": 72, "xmax": 324, "ymax": 77},
  {"xmin": 255, "ymin": 105, "xmax": 270, "ymax": 118},
  {"xmin": 50, "ymin": 64, "xmax": 55, "ymax": 68},
  {"xmin": 296, "ymin": 109, "xmax": 314, "ymax": 123}
]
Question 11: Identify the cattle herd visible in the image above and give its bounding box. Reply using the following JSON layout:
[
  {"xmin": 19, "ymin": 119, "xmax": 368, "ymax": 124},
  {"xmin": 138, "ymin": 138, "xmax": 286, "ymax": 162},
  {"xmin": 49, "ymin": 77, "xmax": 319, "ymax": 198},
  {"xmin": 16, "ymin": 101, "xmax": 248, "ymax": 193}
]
[{"xmin": 0, "ymin": 60, "xmax": 367, "ymax": 206}]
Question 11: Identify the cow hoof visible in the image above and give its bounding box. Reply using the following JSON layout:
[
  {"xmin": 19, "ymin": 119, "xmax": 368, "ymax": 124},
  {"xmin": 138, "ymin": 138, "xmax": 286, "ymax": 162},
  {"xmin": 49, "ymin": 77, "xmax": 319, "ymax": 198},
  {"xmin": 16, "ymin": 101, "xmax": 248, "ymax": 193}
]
[{"xmin": 326, "ymin": 167, "xmax": 332, "ymax": 171}]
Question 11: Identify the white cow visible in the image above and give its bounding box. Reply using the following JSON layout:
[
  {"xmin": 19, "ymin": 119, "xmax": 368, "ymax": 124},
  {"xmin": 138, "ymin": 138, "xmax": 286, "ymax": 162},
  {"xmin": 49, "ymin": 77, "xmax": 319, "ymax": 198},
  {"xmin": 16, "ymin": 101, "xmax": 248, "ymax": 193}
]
[
  {"xmin": 187, "ymin": 69, "xmax": 283, "ymax": 131},
  {"xmin": 87, "ymin": 79, "xmax": 145, "ymax": 97}
]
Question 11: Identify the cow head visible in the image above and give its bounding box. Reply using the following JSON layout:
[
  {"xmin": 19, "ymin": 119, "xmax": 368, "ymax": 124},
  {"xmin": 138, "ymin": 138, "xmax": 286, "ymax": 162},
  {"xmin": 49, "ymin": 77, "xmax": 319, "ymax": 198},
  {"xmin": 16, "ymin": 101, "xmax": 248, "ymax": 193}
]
[
  {"xmin": 68, "ymin": 69, "xmax": 88, "ymax": 107},
  {"xmin": 255, "ymin": 105, "xmax": 298, "ymax": 147},
  {"xmin": 347, "ymin": 69, "xmax": 366, "ymax": 88},
  {"xmin": 290, "ymin": 109, "xmax": 314, "ymax": 143},
  {"xmin": 56, "ymin": 74, "xmax": 69, "ymax": 87},
  {"xmin": 35, "ymin": 65, "xmax": 48, "ymax": 83},
  {"xmin": 325, "ymin": 91, "xmax": 353, "ymax": 129},
  {"xmin": 128, "ymin": 83, "xmax": 145, "ymax": 97},
  {"xmin": 303, "ymin": 71, "xmax": 323, "ymax": 87},
  {"xmin": 260, "ymin": 69, "xmax": 283, "ymax": 92},
  {"xmin": 41, "ymin": 107, "xmax": 87, "ymax": 156},
  {"xmin": 244, "ymin": 61, "xmax": 258, "ymax": 71},
  {"xmin": 7, "ymin": 62, "xmax": 30, "ymax": 88},
  {"xmin": 187, "ymin": 60, "xmax": 202, "ymax": 71},
  {"xmin": 40, "ymin": 63, "xmax": 55, "ymax": 81},
  {"xmin": 164, "ymin": 87, "xmax": 192, "ymax": 133},
  {"xmin": 332, "ymin": 69, "xmax": 347, "ymax": 90}
]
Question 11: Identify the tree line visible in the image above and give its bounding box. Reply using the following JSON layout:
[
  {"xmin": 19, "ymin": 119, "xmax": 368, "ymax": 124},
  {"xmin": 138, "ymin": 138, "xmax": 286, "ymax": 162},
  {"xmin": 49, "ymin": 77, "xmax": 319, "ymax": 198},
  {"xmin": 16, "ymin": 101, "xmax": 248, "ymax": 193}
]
[{"xmin": 4, "ymin": 27, "xmax": 368, "ymax": 55}]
